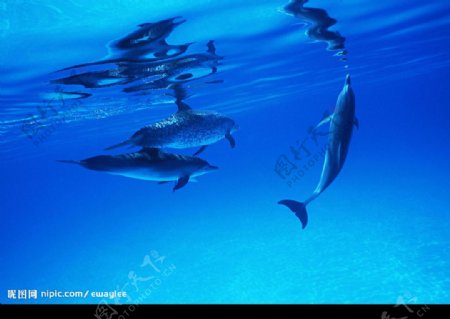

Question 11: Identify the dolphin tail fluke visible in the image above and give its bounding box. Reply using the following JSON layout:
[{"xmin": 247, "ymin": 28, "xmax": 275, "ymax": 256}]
[
  {"xmin": 278, "ymin": 199, "xmax": 308, "ymax": 229},
  {"xmin": 104, "ymin": 139, "xmax": 132, "ymax": 151}
]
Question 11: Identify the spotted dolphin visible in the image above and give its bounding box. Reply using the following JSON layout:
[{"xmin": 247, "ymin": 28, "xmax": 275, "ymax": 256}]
[
  {"xmin": 278, "ymin": 74, "xmax": 358, "ymax": 229},
  {"xmin": 58, "ymin": 148, "xmax": 218, "ymax": 191},
  {"xmin": 105, "ymin": 100, "xmax": 238, "ymax": 155}
]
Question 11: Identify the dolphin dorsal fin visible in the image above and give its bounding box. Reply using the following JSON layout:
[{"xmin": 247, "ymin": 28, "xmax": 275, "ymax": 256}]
[
  {"xmin": 140, "ymin": 147, "xmax": 161, "ymax": 158},
  {"xmin": 207, "ymin": 40, "xmax": 216, "ymax": 54}
]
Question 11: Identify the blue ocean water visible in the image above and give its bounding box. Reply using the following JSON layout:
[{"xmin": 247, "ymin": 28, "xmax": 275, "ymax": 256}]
[{"xmin": 1, "ymin": 0, "xmax": 450, "ymax": 305}]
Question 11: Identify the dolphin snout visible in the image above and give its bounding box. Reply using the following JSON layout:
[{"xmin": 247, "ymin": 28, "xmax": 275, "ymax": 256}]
[{"xmin": 345, "ymin": 74, "xmax": 351, "ymax": 85}]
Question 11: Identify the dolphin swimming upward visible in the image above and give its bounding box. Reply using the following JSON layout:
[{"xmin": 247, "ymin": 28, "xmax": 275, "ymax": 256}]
[
  {"xmin": 105, "ymin": 100, "xmax": 238, "ymax": 155},
  {"xmin": 58, "ymin": 148, "xmax": 218, "ymax": 191},
  {"xmin": 278, "ymin": 74, "xmax": 358, "ymax": 229}
]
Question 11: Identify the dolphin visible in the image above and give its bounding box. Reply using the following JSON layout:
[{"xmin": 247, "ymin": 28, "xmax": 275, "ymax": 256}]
[
  {"xmin": 105, "ymin": 100, "xmax": 238, "ymax": 155},
  {"xmin": 58, "ymin": 148, "xmax": 218, "ymax": 191},
  {"xmin": 278, "ymin": 74, "xmax": 358, "ymax": 229},
  {"xmin": 121, "ymin": 40, "xmax": 222, "ymax": 93},
  {"xmin": 56, "ymin": 17, "xmax": 192, "ymax": 72}
]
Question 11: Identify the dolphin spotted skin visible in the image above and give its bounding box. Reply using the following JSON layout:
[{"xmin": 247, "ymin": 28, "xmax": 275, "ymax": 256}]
[
  {"xmin": 58, "ymin": 148, "xmax": 218, "ymax": 191},
  {"xmin": 105, "ymin": 101, "xmax": 238, "ymax": 155},
  {"xmin": 279, "ymin": 74, "xmax": 358, "ymax": 229}
]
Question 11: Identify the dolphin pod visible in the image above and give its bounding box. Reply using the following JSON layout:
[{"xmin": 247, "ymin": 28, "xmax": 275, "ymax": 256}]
[
  {"xmin": 278, "ymin": 74, "xmax": 357, "ymax": 229},
  {"xmin": 56, "ymin": 15, "xmax": 354, "ymax": 206},
  {"xmin": 56, "ymin": 18, "xmax": 237, "ymax": 191},
  {"xmin": 52, "ymin": 17, "xmax": 222, "ymax": 94}
]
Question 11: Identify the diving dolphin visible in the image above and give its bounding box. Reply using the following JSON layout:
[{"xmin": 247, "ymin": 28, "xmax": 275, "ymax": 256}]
[
  {"xmin": 278, "ymin": 74, "xmax": 358, "ymax": 229},
  {"xmin": 58, "ymin": 148, "xmax": 218, "ymax": 191},
  {"xmin": 105, "ymin": 100, "xmax": 238, "ymax": 155}
]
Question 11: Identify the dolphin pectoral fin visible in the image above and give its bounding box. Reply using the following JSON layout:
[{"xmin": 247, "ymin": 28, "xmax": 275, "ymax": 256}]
[
  {"xmin": 354, "ymin": 117, "xmax": 359, "ymax": 129},
  {"xmin": 158, "ymin": 181, "xmax": 170, "ymax": 184},
  {"xmin": 308, "ymin": 125, "xmax": 331, "ymax": 136},
  {"xmin": 278, "ymin": 199, "xmax": 308, "ymax": 229},
  {"xmin": 173, "ymin": 175, "xmax": 190, "ymax": 191},
  {"xmin": 225, "ymin": 132, "xmax": 236, "ymax": 148},
  {"xmin": 193, "ymin": 145, "xmax": 207, "ymax": 156},
  {"xmin": 314, "ymin": 114, "xmax": 333, "ymax": 130},
  {"xmin": 309, "ymin": 124, "xmax": 333, "ymax": 138}
]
